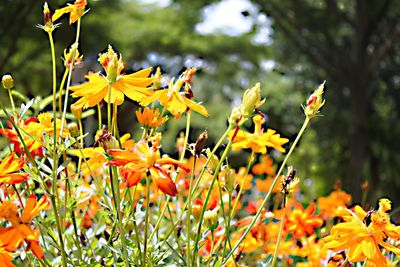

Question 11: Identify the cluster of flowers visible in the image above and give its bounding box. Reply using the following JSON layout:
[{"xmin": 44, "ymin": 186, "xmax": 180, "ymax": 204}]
[{"xmin": 0, "ymin": 0, "xmax": 399, "ymax": 266}]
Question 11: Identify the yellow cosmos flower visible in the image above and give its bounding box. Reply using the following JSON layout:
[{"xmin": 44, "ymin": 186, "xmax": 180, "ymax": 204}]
[
  {"xmin": 52, "ymin": 0, "xmax": 87, "ymax": 24},
  {"xmin": 229, "ymin": 115, "xmax": 289, "ymax": 154},
  {"xmin": 136, "ymin": 107, "xmax": 168, "ymax": 128},
  {"xmin": 324, "ymin": 198, "xmax": 400, "ymax": 266},
  {"xmin": 70, "ymin": 45, "xmax": 154, "ymax": 110},
  {"xmin": 140, "ymin": 67, "xmax": 208, "ymax": 118}
]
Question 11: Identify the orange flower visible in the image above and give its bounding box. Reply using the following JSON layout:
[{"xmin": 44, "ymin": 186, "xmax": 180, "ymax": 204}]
[
  {"xmin": 52, "ymin": 0, "xmax": 87, "ymax": 24},
  {"xmin": 0, "ymin": 245, "xmax": 14, "ymax": 267},
  {"xmin": 140, "ymin": 67, "xmax": 208, "ymax": 118},
  {"xmin": 255, "ymin": 177, "xmax": 281, "ymax": 193},
  {"xmin": 284, "ymin": 202, "xmax": 323, "ymax": 239},
  {"xmin": 108, "ymin": 140, "xmax": 190, "ymax": 196},
  {"xmin": 136, "ymin": 107, "xmax": 168, "ymax": 128},
  {"xmin": 70, "ymin": 45, "xmax": 154, "ymax": 110},
  {"xmin": 318, "ymin": 189, "xmax": 351, "ymax": 219},
  {"xmin": 324, "ymin": 198, "xmax": 400, "ymax": 266},
  {"xmin": 229, "ymin": 115, "xmax": 289, "ymax": 154},
  {"xmin": 0, "ymin": 153, "xmax": 28, "ymax": 185},
  {"xmin": 0, "ymin": 195, "xmax": 49, "ymax": 259},
  {"xmin": 252, "ymin": 155, "xmax": 275, "ymax": 175}
]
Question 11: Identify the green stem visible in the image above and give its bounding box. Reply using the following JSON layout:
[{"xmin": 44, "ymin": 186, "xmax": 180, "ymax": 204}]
[
  {"xmin": 222, "ymin": 117, "xmax": 311, "ymax": 265},
  {"xmin": 107, "ymin": 84, "xmax": 112, "ymax": 131},
  {"xmin": 271, "ymin": 195, "xmax": 287, "ymax": 267},
  {"xmin": 192, "ymin": 139, "xmax": 233, "ymax": 266},
  {"xmin": 111, "ymin": 166, "xmax": 130, "ymax": 267},
  {"xmin": 7, "ymin": 88, "xmax": 15, "ymax": 113},
  {"xmin": 143, "ymin": 175, "xmax": 151, "ymax": 267},
  {"xmin": 186, "ymin": 156, "xmax": 196, "ymax": 266},
  {"xmin": 59, "ymin": 18, "xmax": 81, "ymax": 139},
  {"xmin": 58, "ymin": 69, "xmax": 69, "ymax": 116},
  {"xmin": 97, "ymin": 104, "xmax": 102, "ymax": 130}
]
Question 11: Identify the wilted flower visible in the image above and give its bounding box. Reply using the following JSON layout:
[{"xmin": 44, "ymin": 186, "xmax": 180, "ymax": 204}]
[{"xmin": 136, "ymin": 107, "xmax": 168, "ymax": 128}]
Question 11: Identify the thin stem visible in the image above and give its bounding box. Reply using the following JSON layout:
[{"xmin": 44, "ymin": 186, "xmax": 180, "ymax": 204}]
[
  {"xmin": 97, "ymin": 104, "xmax": 102, "ymax": 130},
  {"xmin": 107, "ymin": 84, "xmax": 112, "ymax": 131},
  {"xmin": 222, "ymin": 117, "xmax": 311, "ymax": 265},
  {"xmin": 192, "ymin": 139, "xmax": 233, "ymax": 266},
  {"xmin": 58, "ymin": 69, "xmax": 69, "ymax": 116},
  {"xmin": 111, "ymin": 166, "xmax": 130, "ymax": 267},
  {"xmin": 271, "ymin": 195, "xmax": 287, "ymax": 267},
  {"xmin": 186, "ymin": 156, "xmax": 196, "ymax": 266},
  {"xmin": 7, "ymin": 88, "xmax": 15, "ymax": 113},
  {"xmin": 59, "ymin": 18, "xmax": 81, "ymax": 139},
  {"xmin": 143, "ymin": 175, "xmax": 151, "ymax": 267}
]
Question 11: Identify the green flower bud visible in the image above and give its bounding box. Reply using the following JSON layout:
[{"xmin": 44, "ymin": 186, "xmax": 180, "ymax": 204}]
[{"xmin": 240, "ymin": 83, "xmax": 265, "ymax": 119}]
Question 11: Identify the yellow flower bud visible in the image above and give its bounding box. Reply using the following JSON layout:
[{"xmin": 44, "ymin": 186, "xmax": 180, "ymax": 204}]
[
  {"xmin": 67, "ymin": 123, "xmax": 79, "ymax": 137},
  {"xmin": 240, "ymin": 83, "xmax": 265, "ymax": 119},
  {"xmin": 204, "ymin": 209, "xmax": 219, "ymax": 230},
  {"xmin": 152, "ymin": 67, "xmax": 163, "ymax": 89},
  {"xmin": 228, "ymin": 107, "xmax": 242, "ymax": 126},
  {"xmin": 224, "ymin": 168, "xmax": 235, "ymax": 193},
  {"xmin": 106, "ymin": 55, "xmax": 119, "ymax": 84},
  {"xmin": 304, "ymin": 81, "xmax": 326, "ymax": 119},
  {"xmin": 2, "ymin": 75, "xmax": 14, "ymax": 90},
  {"xmin": 379, "ymin": 198, "xmax": 392, "ymax": 212}
]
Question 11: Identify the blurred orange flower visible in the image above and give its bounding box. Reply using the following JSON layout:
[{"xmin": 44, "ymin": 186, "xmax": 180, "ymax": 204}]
[
  {"xmin": 252, "ymin": 155, "xmax": 275, "ymax": 175},
  {"xmin": 229, "ymin": 115, "xmax": 288, "ymax": 154},
  {"xmin": 318, "ymin": 189, "xmax": 351, "ymax": 219},
  {"xmin": 136, "ymin": 107, "xmax": 168, "ymax": 128}
]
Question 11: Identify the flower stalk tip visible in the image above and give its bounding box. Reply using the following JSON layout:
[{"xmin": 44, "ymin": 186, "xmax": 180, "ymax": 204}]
[{"xmin": 304, "ymin": 81, "xmax": 326, "ymax": 119}]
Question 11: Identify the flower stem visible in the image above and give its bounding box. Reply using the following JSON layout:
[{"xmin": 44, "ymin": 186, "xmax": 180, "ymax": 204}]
[
  {"xmin": 143, "ymin": 175, "xmax": 151, "ymax": 267},
  {"xmin": 186, "ymin": 156, "xmax": 197, "ymax": 266},
  {"xmin": 7, "ymin": 88, "xmax": 15, "ymax": 113},
  {"xmin": 271, "ymin": 195, "xmax": 287, "ymax": 267},
  {"xmin": 222, "ymin": 117, "xmax": 311, "ymax": 265},
  {"xmin": 192, "ymin": 139, "xmax": 233, "ymax": 266}
]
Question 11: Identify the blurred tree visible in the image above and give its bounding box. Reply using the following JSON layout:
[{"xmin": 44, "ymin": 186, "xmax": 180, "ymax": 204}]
[{"xmin": 250, "ymin": 0, "xmax": 400, "ymax": 202}]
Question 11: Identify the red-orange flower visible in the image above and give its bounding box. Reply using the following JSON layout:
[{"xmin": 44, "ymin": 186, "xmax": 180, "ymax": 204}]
[
  {"xmin": 108, "ymin": 140, "xmax": 190, "ymax": 196},
  {"xmin": 284, "ymin": 202, "xmax": 323, "ymax": 239},
  {"xmin": 0, "ymin": 195, "xmax": 49, "ymax": 259},
  {"xmin": 0, "ymin": 153, "xmax": 28, "ymax": 185}
]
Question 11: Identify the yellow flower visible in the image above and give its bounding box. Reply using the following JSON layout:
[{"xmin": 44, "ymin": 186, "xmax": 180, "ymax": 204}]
[
  {"xmin": 52, "ymin": 0, "xmax": 87, "ymax": 24},
  {"xmin": 229, "ymin": 115, "xmax": 289, "ymax": 154},
  {"xmin": 324, "ymin": 198, "xmax": 400, "ymax": 266},
  {"xmin": 136, "ymin": 107, "xmax": 168, "ymax": 128},
  {"xmin": 140, "ymin": 67, "xmax": 208, "ymax": 118},
  {"xmin": 70, "ymin": 45, "xmax": 154, "ymax": 110}
]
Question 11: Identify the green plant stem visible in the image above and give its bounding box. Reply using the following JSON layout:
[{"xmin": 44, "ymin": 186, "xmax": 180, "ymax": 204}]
[
  {"xmin": 111, "ymin": 166, "xmax": 130, "ymax": 267},
  {"xmin": 192, "ymin": 139, "xmax": 233, "ymax": 266},
  {"xmin": 107, "ymin": 84, "xmax": 112, "ymax": 131},
  {"xmin": 58, "ymin": 69, "xmax": 69, "ymax": 116},
  {"xmin": 7, "ymin": 88, "xmax": 16, "ymax": 113},
  {"xmin": 148, "ymin": 112, "xmax": 192, "ymax": 242},
  {"xmin": 230, "ymin": 151, "xmax": 255, "ymax": 219},
  {"xmin": 222, "ymin": 117, "xmax": 311, "ymax": 265},
  {"xmin": 153, "ymin": 126, "xmax": 232, "ymax": 246},
  {"xmin": 97, "ymin": 104, "xmax": 102, "ymax": 130},
  {"xmin": 186, "ymin": 156, "xmax": 196, "ymax": 266},
  {"xmin": 143, "ymin": 175, "xmax": 151, "ymax": 267},
  {"xmin": 59, "ymin": 18, "xmax": 81, "ymax": 139},
  {"xmin": 271, "ymin": 195, "xmax": 287, "ymax": 267}
]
